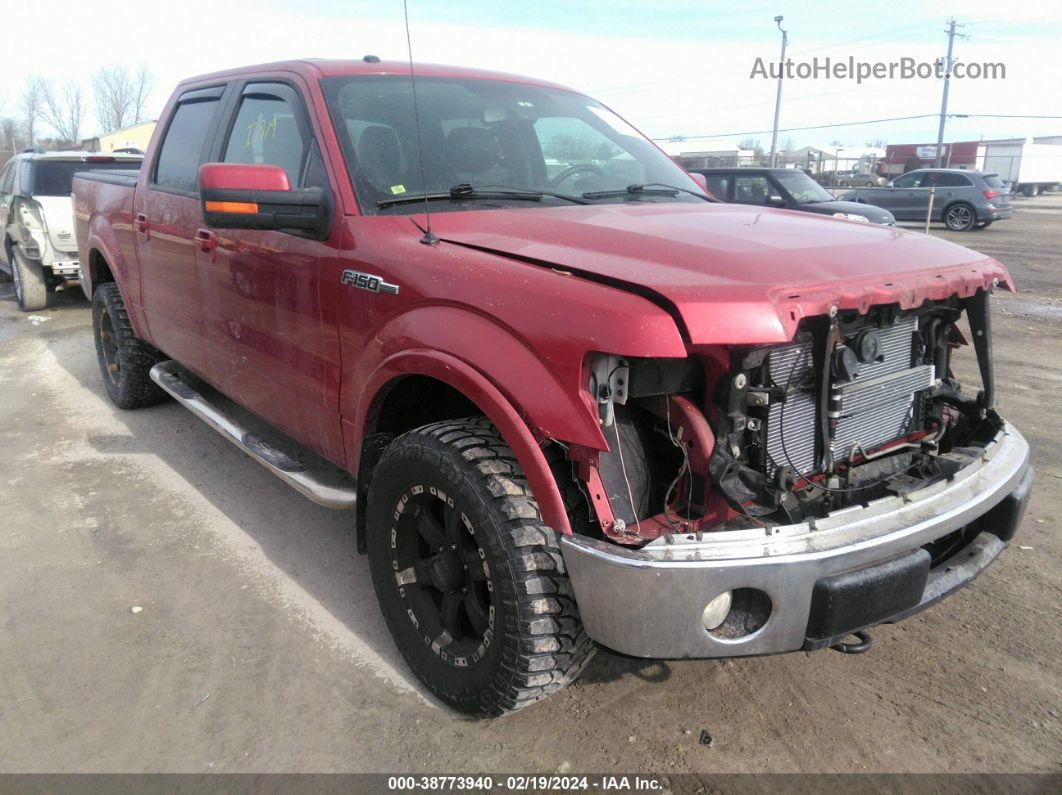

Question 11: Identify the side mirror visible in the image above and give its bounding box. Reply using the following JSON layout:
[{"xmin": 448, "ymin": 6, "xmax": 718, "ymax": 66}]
[
  {"xmin": 767, "ymin": 195, "xmax": 787, "ymax": 207},
  {"xmin": 687, "ymin": 171, "xmax": 710, "ymax": 196},
  {"xmin": 198, "ymin": 163, "xmax": 329, "ymax": 237}
]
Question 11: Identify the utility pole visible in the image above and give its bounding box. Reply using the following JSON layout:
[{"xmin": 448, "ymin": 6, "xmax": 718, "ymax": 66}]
[
  {"xmin": 934, "ymin": 18, "xmax": 967, "ymax": 168},
  {"xmin": 768, "ymin": 15, "xmax": 788, "ymax": 168}
]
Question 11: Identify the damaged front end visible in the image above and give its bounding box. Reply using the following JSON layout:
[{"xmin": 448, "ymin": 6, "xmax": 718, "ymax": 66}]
[
  {"xmin": 575, "ymin": 288, "xmax": 1006, "ymax": 545},
  {"xmin": 559, "ymin": 287, "xmax": 1032, "ymax": 659}
]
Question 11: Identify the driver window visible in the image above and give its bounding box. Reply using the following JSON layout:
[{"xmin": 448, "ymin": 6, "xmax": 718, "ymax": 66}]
[
  {"xmin": 532, "ymin": 116, "xmax": 641, "ymax": 189},
  {"xmin": 893, "ymin": 173, "xmax": 923, "ymax": 188}
]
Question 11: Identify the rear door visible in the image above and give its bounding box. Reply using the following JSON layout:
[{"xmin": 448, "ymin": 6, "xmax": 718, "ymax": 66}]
[
  {"xmin": 197, "ymin": 79, "xmax": 344, "ymax": 462},
  {"xmin": 134, "ymin": 86, "xmax": 228, "ymax": 373},
  {"xmin": 929, "ymin": 172, "xmax": 972, "ymax": 219}
]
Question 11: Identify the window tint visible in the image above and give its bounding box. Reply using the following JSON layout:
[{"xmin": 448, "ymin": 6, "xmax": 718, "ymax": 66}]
[
  {"xmin": 26, "ymin": 161, "xmax": 140, "ymax": 197},
  {"xmin": 733, "ymin": 175, "xmax": 772, "ymax": 204},
  {"xmin": 320, "ymin": 75, "xmax": 704, "ymax": 214},
  {"xmin": 223, "ymin": 93, "xmax": 307, "ymax": 186},
  {"xmin": 705, "ymin": 175, "xmax": 729, "ymax": 198},
  {"xmin": 932, "ymin": 172, "xmax": 972, "ymax": 187},
  {"xmin": 983, "ymin": 174, "xmax": 1005, "ymax": 189},
  {"xmin": 154, "ymin": 97, "xmax": 220, "ymax": 192}
]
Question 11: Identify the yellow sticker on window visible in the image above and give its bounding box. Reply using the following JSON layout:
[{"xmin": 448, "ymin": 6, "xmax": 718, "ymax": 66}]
[{"xmin": 390, "ymin": 185, "xmax": 406, "ymax": 195}]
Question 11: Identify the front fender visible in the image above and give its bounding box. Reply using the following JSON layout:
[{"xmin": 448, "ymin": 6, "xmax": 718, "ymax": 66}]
[{"xmin": 349, "ymin": 348, "xmax": 574, "ymax": 534}]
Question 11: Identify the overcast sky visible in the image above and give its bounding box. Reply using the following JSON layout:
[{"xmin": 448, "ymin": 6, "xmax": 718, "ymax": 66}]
[{"xmin": 4, "ymin": 0, "xmax": 1061, "ymax": 149}]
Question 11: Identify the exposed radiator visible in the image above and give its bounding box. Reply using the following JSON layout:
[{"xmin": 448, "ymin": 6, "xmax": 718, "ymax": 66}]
[{"xmin": 763, "ymin": 316, "xmax": 928, "ymax": 477}]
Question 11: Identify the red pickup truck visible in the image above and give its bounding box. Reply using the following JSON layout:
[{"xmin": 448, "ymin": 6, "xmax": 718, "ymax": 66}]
[{"xmin": 73, "ymin": 58, "xmax": 1033, "ymax": 718}]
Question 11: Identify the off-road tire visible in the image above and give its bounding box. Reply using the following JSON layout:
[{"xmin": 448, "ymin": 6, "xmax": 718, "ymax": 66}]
[
  {"xmin": 10, "ymin": 246, "xmax": 47, "ymax": 311},
  {"xmin": 92, "ymin": 282, "xmax": 167, "ymax": 409},
  {"xmin": 367, "ymin": 417, "xmax": 595, "ymax": 718}
]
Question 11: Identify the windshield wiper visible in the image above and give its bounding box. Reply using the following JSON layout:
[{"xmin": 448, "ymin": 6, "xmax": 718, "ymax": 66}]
[
  {"xmin": 581, "ymin": 183, "xmax": 714, "ymax": 202},
  {"xmin": 377, "ymin": 183, "xmax": 590, "ymax": 208}
]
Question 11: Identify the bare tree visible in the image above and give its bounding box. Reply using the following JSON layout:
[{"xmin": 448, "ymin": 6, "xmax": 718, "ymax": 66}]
[
  {"xmin": 93, "ymin": 64, "xmax": 154, "ymax": 133},
  {"xmin": 779, "ymin": 136, "xmax": 797, "ymax": 153},
  {"xmin": 864, "ymin": 138, "xmax": 888, "ymax": 149},
  {"xmin": 133, "ymin": 63, "xmax": 153, "ymax": 124},
  {"xmin": 41, "ymin": 79, "xmax": 86, "ymax": 144},
  {"xmin": 0, "ymin": 117, "xmax": 26, "ymax": 164},
  {"xmin": 19, "ymin": 75, "xmax": 47, "ymax": 147}
]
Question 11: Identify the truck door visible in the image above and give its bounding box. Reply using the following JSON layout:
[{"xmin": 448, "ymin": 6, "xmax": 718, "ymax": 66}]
[
  {"xmin": 196, "ymin": 80, "xmax": 344, "ymax": 464},
  {"xmin": 134, "ymin": 86, "xmax": 227, "ymax": 374}
]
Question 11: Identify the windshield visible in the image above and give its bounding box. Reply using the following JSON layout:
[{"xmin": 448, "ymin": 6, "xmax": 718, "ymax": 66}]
[
  {"xmin": 320, "ymin": 76, "xmax": 704, "ymax": 214},
  {"xmin": 26, "ymin": 160, "xmax": 140, "ymax": 197},
  {"xmin": 771, "ymin": 170, "xmax": 835, "ymax": 204}
]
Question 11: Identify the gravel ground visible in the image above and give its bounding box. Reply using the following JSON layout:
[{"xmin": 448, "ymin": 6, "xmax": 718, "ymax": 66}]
[{"xmin": 0, "ymin": 196, "xmax": 1059, "ymax": 775}]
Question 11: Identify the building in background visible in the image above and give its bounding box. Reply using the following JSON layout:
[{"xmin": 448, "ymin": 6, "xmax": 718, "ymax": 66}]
[
  {"xmin": 93, "ymin": 120, "xmax": 158, "ymax": 154},
  {"xmin": 883, "ymin": 135, "xmax": 1062, "ymax": 182},
  {"xmin": 657, "ymin": 139, "xmax": 755, "ymax": 169},
  {"xmin": 783, "ymin": 145, "xmax": 885, "ymax": 176}
]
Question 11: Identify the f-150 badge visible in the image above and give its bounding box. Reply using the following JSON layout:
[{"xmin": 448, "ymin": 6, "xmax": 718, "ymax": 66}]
[{"xmin": 340, "ymin": 269, "xmax": 399, "ymax": 295}]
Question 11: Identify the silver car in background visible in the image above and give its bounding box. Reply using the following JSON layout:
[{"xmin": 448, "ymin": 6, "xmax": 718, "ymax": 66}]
[{"xmin": 840, "ymin": 168, "xmax": 1011, "ymax": 231}]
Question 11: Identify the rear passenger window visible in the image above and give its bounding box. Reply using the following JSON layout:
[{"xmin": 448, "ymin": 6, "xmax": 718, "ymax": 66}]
[
  {"xmin": 705, "ymin": 176, "xmax": 729, "ymax": 199},
  {"xmin": 223, "ymin": 92, "xmax": 307, "ymax": 186},
  {"xmin": 154, "ymin": 96, "xmax": 221, "ymax": 192},
  {"xmin": 934, "ymin": 173, "xmax": 972, "ymax": 187}
]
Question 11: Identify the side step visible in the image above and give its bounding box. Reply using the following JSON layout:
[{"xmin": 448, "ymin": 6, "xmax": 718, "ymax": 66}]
[{"xmin": 149, "ymin": 360, "xmax": 358, "ymax": 510}]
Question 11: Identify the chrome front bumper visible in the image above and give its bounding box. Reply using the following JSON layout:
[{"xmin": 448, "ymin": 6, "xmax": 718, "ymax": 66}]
[{"xmin": 560, "ymin": 423, "xmax": 1032, "ymax": 659}]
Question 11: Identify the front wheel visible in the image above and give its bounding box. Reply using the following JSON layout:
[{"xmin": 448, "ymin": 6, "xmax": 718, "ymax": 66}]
[
  {"xmin": 367, "ymin": 418, "xmax": 594, "ymax": 717},
  {"xmin": 10, "ymin": 246, "xmax": 47, "ymax": 311},
  {"xmin": 944, "ymin": 202, "xmax": 976, "ymax": 231}
]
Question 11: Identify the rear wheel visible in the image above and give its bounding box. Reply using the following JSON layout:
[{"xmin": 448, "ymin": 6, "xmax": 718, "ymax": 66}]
[
  {"xmin": 944, "ymin": 202, "xmax": 976, "ymax": 231},
  {"xmin": 367, "ymin": 417, "xmax": 594, "ymax": 717},
  {"xmin": 10, "ymin": 246, "xmax": 47, "ymax": 311},
  {"xmin": 92, "ymin": 282, "xmax": 167, "ymax": 409}
]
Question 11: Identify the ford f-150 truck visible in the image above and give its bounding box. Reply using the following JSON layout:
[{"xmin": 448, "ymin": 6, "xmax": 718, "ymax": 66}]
[{"xmin": 73, "ymin": 59, "xmax": 1033, "ymax": 718}]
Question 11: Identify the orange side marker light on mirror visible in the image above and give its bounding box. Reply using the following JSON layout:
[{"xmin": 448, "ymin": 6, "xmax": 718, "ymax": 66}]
[{"xmin": 205, "ymin": 201, "xmax": 259, "ymax": 214}]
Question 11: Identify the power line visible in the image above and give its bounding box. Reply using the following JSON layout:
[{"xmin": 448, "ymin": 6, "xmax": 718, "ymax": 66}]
[{"xmin": 652, "ymin": 113, "xmax": 1062, "ymax": 142}]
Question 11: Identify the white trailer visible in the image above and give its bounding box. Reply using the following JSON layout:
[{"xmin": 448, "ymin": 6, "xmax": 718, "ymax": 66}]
[{"xmin": 977, "ymin": 139, "xmax": 1062, "ymax": 197}]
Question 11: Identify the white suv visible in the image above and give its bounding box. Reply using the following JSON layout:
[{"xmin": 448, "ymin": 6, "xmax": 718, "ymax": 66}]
[{"xmin": 0, "ymin": 150, "xmax": 142, "ymax": 310}]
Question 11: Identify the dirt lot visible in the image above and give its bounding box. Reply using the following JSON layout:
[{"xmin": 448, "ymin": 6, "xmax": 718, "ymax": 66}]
[{"xmin": 1, "ymin": 196, "xmax": 1060, "ymax": 775}]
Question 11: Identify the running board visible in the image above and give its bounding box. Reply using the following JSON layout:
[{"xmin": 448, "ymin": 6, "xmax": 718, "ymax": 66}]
[{"xmin": 149, "ymin": 361, "xmax": 358, "ymax": 510}]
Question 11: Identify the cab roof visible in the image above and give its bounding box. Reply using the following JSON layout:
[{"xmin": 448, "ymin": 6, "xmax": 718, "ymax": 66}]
[{"xmin": 178, "ymin": 58, "xmax": 578, "ymax": 95}]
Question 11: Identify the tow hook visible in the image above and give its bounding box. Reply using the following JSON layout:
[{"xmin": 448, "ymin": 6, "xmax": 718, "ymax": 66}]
[{"xmin": 831, "ymin": 630, "xmax": 873, "ymax": 654}]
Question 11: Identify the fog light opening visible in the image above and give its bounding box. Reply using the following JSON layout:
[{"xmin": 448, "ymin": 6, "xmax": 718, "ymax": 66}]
[
  {"xmin": 705, "ymin": 588, "xmax": 772, "ymax": 641},
  {"xmin": 701, "ymin": 591, "xmax": 733, "ymax": 631}
]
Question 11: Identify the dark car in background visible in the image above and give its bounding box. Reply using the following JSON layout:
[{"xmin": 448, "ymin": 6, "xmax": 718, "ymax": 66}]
[
  {"xmin": 840, "ymin": 169, "xmax": 1011, "ymax": 231},
  {"xmin": 692, "ymin": 167, "xmax": 896, "ymax": 224}
]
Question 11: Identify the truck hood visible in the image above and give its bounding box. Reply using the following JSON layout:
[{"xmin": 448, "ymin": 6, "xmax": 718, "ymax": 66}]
[
  {"xmin": 32, "ymin": 195, "xmax": 77, "ymax": 253},
  {"xmin": 428, "ymin": 202, "xmax": 1010, "ymax": 344}
]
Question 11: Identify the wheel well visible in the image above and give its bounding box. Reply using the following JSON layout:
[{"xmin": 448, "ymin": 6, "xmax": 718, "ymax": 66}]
[
  {"xmin": 89, "ymin": 249, "xmax": 115, "ymax": 291},
  {"xmin": 355, "ymin": 375, "xmax": 483, "ymax": 552}
]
